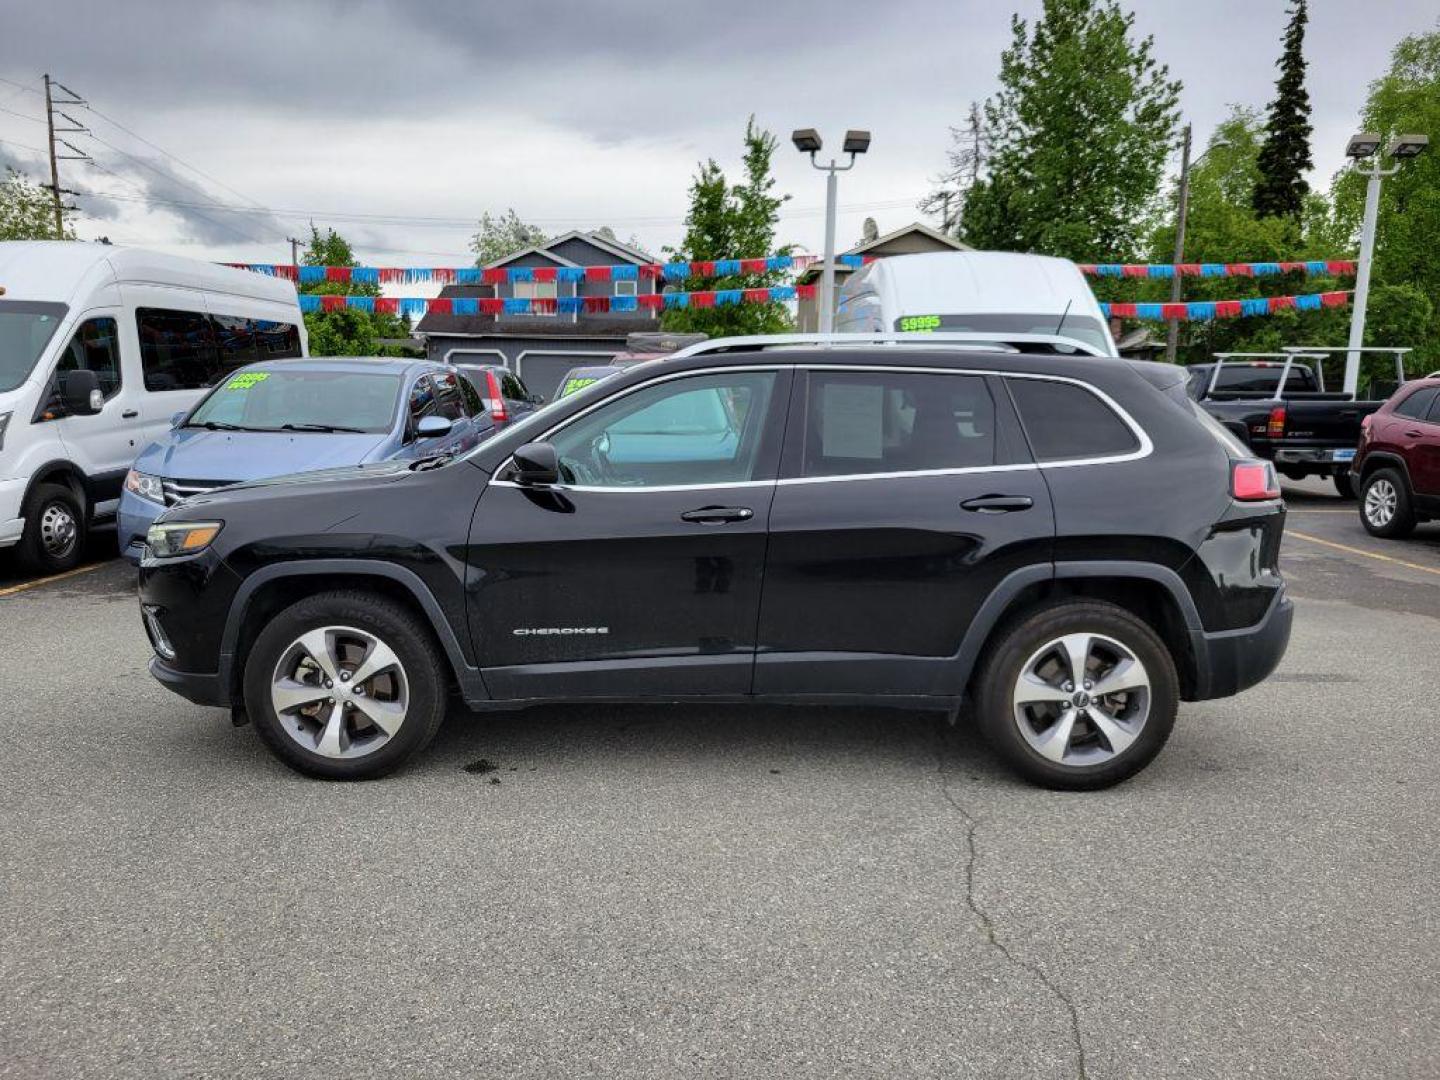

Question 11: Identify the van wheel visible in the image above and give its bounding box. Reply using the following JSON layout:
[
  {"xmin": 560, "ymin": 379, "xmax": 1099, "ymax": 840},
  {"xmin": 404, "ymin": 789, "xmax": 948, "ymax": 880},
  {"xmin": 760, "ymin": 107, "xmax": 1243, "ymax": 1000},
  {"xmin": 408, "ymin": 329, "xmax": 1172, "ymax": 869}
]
[
  {"xmin": 974, "ymin": 601, "xmax": 1178, "ymax": 790},
  {"xmin": 243, "ymin": 591, "xmax": 448, "ymax": 780},
  {"xmin": 17, "ymin": 483, "xmax": 85, "ymax": 574},
  {"xmin": 1359, "ymin": 468, "xmax": 1415, "ymax": 538},
  {"xmin": 1332, "ymin": 471, "xmax": 1356, "ymax": 500}
]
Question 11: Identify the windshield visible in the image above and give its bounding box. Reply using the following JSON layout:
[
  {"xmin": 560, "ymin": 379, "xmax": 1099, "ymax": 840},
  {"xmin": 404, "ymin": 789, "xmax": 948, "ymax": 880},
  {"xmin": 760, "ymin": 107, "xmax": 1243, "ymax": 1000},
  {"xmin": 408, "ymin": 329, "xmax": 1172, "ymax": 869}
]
[
  {"xmin": 0, "ymin": 301, "xmax": 68, "ymax": 394},
  {"xmin": 893, "ymin": 312, "xmax": 1110, "ymax": 354},
  {"xmin": 186, "ymin": 369, "xmax": 404, "ymax": 433}
]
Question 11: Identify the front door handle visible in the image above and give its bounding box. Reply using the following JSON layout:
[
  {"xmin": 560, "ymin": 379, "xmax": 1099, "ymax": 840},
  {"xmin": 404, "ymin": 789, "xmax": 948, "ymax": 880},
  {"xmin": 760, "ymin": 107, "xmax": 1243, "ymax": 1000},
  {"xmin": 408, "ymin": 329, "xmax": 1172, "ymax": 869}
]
[
  {"xmin": 1405, "ymin": 429, "xmax": 1424, "ymax": 438},
  {"xmin": 961, "ymin": 494, "xmax": 1034, "ymax": 513},
  {"xmin": 121, "ymin": 409, "xmax": 139, "ymax": 419},
  {"xmin": 681, "ymin": 506, "xmax": 754, "ymax": 525}
]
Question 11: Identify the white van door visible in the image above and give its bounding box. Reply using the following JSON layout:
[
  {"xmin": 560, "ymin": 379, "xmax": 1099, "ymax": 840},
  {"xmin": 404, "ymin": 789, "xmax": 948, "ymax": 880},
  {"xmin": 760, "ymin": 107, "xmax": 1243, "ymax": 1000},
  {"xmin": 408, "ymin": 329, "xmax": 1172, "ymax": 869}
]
[{"xmin": 44, "ymin": 309, "xmax": 149, "ymax": 515}]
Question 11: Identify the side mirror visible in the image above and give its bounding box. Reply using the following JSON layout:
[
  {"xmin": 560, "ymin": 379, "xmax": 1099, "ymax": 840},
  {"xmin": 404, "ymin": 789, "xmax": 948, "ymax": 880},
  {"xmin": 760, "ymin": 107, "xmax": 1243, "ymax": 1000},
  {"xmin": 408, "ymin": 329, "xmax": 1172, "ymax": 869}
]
[
  {"xmin": 512, "ymin": 441, "xmax": 560, "ymax": 486},
  {"xmin": 170, "ymin": 410, "xmax": 188, "ymax": 430},
  {"xmin": 416, "ymin": 414, "xmax": 453, "ymax": 439},
  {"xmin": 60, "ymin": 369, "xmax": 102, "ymax": 416}
]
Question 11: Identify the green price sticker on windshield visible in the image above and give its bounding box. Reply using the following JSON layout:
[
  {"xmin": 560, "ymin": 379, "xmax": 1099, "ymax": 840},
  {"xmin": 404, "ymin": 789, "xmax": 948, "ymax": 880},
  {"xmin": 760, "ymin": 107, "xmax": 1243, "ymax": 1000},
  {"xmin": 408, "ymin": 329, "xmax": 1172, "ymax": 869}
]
[
  {"xmin": 898, "ymin": 314, "xmax": 942, "ymax": 332},
  {"xmin": 561, "ymin": 377, "xmax": 598, "ymax": 397},
  {"xmin": 226, "ymin": 372, "xmax": 269, "ymax": 390}
]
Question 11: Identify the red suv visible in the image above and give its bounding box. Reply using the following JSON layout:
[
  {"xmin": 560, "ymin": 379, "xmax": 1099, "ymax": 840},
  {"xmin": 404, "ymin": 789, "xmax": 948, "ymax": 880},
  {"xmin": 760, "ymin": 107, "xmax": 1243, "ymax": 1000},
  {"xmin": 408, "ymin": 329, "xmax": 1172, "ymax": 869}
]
[{"xmin": 1353, "ymin": 376, "xmax": 1440, "ymax": 537}]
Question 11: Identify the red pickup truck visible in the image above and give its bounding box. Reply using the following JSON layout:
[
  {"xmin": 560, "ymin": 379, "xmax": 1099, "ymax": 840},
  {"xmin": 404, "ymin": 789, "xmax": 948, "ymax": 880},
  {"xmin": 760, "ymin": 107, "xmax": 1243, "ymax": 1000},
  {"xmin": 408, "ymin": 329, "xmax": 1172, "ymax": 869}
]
[{"xmin": 1352, "ymin": 375, "xmax": 1440, "ymax": 537}]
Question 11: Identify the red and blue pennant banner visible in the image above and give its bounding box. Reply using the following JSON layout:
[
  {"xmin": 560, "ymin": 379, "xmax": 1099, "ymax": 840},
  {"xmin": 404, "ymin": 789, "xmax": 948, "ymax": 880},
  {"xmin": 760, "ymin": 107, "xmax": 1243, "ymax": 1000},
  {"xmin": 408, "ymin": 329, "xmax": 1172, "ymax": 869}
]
[
  {"xmin": 298, "ymin": 284, "xmax": 818, "ymax": 317},
  {"xmin": 1080, "ymin": 260, "xmax": 1356, "ymax": 279},
  {"xmin": 1100, "ymin": 291, "xmax": 1351, "ymax": 321},
  {"xmin": 227, "ymin": 253, "xmax": 872, "ymax": 285}
]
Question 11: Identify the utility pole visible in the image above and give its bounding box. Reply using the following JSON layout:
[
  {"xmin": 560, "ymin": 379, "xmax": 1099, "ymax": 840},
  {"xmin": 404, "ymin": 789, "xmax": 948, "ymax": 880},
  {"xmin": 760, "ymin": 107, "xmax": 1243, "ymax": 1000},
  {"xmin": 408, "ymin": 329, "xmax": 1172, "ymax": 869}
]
[
  {"xmin": 41, "ymin": 74, "xmax": 89, "ymax": 238},
  {"xmin": 287, "ymin": 236, "xmax": 303, "ymax": 267},
  {"xmin": 1165, "ymin": 123, "xmax": 1193, "ymax": 365}
]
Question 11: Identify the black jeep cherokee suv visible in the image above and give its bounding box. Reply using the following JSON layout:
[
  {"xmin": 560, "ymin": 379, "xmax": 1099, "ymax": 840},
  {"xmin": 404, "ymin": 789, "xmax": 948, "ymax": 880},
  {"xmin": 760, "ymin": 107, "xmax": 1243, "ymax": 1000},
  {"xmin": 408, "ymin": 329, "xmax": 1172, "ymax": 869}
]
[{"xmin": 138, "ymin": 343, "xmax": 1292, "ymax": 789}]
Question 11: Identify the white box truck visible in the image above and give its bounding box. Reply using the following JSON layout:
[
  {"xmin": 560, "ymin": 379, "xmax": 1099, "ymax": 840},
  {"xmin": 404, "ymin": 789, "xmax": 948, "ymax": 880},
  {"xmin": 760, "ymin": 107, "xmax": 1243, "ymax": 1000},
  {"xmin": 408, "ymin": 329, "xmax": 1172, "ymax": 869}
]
[{"xmin": 0, "ymin": 242, "xmax": 306, "ymax": 573}]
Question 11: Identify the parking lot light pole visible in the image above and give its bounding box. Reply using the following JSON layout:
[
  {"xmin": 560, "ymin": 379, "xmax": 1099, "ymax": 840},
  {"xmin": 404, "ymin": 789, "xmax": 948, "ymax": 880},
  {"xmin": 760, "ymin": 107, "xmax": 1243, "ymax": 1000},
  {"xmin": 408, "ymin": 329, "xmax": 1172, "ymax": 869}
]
[
  {"xmin": 793, "ymin": 128, "xmax": 870, "ymax": 333},
  {"xmin": 1342, "ymin": 132, "xmax": 1429, "ymax": 395}
]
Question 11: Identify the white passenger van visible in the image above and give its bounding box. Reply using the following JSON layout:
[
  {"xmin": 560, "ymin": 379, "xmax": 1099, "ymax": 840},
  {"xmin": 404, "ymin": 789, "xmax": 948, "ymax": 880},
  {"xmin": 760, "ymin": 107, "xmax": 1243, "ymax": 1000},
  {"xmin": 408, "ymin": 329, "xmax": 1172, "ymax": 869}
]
[
  {"xmin": 834, "ymin": 251, "xmax": 1117, "ymax": 356},
  {"xmin": 0, "ymin": 242, "xmax": 306, "ymax": 572}
]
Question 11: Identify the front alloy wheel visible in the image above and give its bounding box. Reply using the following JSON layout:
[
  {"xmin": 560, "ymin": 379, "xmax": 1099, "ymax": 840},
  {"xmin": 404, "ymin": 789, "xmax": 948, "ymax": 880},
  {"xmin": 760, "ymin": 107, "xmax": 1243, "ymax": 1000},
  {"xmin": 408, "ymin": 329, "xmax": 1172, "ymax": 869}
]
[{"xmin": 271, "ymin": 626, "xmax": 409, "ymax": 759}]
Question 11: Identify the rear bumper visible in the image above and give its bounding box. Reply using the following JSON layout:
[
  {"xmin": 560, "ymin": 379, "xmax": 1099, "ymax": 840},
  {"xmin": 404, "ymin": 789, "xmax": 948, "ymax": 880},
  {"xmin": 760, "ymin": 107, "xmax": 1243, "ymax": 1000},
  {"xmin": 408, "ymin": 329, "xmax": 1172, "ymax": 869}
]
[
  {"xmin": 149, "ymin": 657, "xmax": 227, "ymax": 708},
  {"xmin": 1190, "ymin": 588, "xmax": 1294, "ymax": 701},
  {"xmin": 1273, "ymin": 447, "xmax": 1355, "ymax": 469}
]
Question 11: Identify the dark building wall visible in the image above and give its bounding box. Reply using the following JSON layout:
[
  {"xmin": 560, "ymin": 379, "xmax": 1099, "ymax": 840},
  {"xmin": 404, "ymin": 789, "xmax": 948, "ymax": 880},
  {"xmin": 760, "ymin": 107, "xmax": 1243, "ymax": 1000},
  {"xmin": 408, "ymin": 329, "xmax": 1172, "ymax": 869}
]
[{"xmin": 425, "ymin": 334, "xmax": 628, "ymax": 399}]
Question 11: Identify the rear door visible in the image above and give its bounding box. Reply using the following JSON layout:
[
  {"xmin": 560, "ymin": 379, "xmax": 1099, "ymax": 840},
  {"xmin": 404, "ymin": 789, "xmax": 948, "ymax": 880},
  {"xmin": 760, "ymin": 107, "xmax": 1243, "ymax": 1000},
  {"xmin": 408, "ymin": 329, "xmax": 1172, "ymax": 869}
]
[
  {"xmin": 467, "ymin": 366, "xmax": 791, "ymax": 699},
  {"xmin": 1405, "ymin": 390, "xmax": 1440, "ymax": 497},
  {"xmin": 754, "ymin": 364, "xmax": 1054, "ymax": 697}
]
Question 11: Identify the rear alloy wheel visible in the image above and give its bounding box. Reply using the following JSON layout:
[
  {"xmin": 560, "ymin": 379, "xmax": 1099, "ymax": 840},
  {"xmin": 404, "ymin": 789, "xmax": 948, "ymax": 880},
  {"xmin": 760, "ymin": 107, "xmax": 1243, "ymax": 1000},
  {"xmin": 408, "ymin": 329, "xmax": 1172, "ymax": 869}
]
[
  {"xmin": 1333, "ymin": 471, "xmax": 1357, "ymax": 500},
  {"xmin": 244, "ymin": 591, "xmax": 447, "ymax": 779},
  {"xmin": 1359, "ymin": 468, "xmax": 1415, "ymax": 539},
  {"xmin": 976, "ymin": 601, "xmax": 1178, "ymax": 790}
]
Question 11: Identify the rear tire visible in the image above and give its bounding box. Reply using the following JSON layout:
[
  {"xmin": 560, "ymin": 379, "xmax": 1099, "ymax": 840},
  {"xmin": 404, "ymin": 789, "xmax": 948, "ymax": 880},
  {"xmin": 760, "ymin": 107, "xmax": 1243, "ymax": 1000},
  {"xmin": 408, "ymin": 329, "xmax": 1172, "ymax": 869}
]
[
  {"xmin": 1332, "ymin": 471, "xmax": 1356, "ymax": 500},
  {"xmin": 1359, "ymin": 468, "xmax": 1416, "ymax": 538},
  {"xmin": 974, "ymin": 601, "xmax": 1178, "ymax": 790},
  {"xmin": 243, "ymin": 590, "xmax": 448, "ymax": 780},
  {"xmin": 16, "ymin": 482, "xmax": 85, "ymax": 575}
]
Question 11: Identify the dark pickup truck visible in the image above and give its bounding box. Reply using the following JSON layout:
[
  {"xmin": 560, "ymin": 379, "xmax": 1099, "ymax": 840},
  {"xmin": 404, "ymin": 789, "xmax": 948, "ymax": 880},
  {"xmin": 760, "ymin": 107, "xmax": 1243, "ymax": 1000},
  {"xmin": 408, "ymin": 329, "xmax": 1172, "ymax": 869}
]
[{"xmin": 1185, "ymin": 353, "xmax": 1398, "ymax": 498}]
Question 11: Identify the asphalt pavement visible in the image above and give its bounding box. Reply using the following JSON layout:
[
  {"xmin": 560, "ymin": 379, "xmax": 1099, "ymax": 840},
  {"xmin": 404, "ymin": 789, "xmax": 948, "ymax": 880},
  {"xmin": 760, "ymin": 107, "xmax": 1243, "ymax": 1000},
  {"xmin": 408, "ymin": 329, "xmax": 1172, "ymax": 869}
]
[{"xmin": 1, "ymin": 482, "xmax": 1436, "ymax": 1079}]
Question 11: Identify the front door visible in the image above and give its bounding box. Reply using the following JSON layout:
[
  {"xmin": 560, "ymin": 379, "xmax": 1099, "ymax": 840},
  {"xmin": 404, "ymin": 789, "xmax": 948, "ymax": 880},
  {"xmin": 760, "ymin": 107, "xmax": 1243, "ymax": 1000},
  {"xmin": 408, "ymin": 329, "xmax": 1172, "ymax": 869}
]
[
  {"xmin": 754, "ymin": 366, "xmax": 1055, "ymax": 697},
  {"xmin": 467, "ymin": 367, "xmax": 790, "ymax": 699}
]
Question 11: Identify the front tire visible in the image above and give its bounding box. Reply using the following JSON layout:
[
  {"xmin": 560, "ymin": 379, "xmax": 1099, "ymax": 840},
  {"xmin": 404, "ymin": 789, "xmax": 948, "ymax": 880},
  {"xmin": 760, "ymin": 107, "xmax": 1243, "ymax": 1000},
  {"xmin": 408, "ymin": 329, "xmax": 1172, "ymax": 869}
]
[
  {"xmin": 17, "ymin": 482, "xmax": 85, "ymax": 574},
  {"xmin": 1359, "ymin": 468, "xmax": 1415, "ymax": 538},
  {"xmin": 243, "ymin": 590, "xmax": 448, "ymax": 780},
  {"xmin": 974, "ymin": 601, "xmax": 1178, "ymax": 790},
  {"xmin": 1333, "ymin": 471, "xmax": 1356, "ymax": 500}
]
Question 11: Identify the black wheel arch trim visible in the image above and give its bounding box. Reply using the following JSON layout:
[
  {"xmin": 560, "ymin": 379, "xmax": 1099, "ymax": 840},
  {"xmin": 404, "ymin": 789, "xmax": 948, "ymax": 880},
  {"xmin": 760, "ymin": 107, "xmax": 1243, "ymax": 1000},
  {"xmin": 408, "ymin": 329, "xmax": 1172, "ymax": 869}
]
[
  {"xmin": 217, "ymin": 558, "xmax": 488, "ymax": 706},
  {"xmin": 1358, "ymin": 451, "xmax": 1413, "ymax": 490},
  {"xmin": 22, "ymin": 459, "xmax": 90, "ymax": 513}
]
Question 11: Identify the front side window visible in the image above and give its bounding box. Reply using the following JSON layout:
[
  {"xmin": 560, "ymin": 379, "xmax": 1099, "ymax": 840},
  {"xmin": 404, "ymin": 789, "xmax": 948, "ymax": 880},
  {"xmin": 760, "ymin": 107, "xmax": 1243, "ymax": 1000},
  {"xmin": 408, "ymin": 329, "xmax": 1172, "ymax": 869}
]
[
  {"xmin": 47, "ymin": 317, "xmax": 122, "ymax": 414},
  {"xmin": 430, "ymin": 371, "xmax": 466, "ymax": 421},
  {"xmin": 802, "ymin": 371, "xmax": 996, "ymax": 477},
  {"xmin": 1394, "ymin": 386, "xmax": 1438, "ymax": 421},
  {"xmin": 137, "ymin": 308, "xmax": 220, "ymax": 391},
  {"xmin": 0, "ymin": 301, "xmax": 67, "ymax": 393},
  {"xmin": 1007, "ymin": 377, "xmax": 1140, "ymax": 462},
  {"xmin": 187, "ymin": 370, "xmax": 403, "ymax": 433},
  {"xmin": 549, "ymin": 371, "xmax": 776, "ymax": 487}
]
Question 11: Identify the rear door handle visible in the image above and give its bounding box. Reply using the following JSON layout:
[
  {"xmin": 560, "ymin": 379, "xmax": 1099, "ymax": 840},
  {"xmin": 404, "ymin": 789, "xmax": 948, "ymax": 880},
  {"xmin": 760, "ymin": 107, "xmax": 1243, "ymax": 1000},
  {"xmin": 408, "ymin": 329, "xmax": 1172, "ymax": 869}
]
[
  {"xmin": 121, "ymin": 409, "xmax": 139, "ymax": 419},
  {"xmin": 681, "ymin": 506, "xmax": 754, "ymax": 525},
  {"xmin": 1405, "ymin": 429, "xmax": 1424, "ymax": 437},
  {"xmin": 961, "ymin": 495, "xmax": 1034, "ymax": 514}
]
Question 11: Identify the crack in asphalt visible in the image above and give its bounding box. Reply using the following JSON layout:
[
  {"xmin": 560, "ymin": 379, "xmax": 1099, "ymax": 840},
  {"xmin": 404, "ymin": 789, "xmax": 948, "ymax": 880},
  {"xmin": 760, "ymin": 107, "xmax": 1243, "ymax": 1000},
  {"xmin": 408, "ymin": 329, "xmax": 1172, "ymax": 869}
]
[{"xmin": 935, "ymin": 730, "xmax": 1089, "ymax": 1080}]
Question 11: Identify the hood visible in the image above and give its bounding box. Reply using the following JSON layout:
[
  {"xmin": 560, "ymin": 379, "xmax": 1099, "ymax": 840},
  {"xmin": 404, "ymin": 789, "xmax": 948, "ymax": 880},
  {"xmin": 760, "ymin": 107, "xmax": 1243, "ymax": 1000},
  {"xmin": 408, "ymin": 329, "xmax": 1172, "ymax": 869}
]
[
  {"xmin": 165, "ymin": 458, "xmax": 420, "ymax": 519},
  {"xmin": 136, "ymin": 429, "xmax": 391, "ymax": 481}
]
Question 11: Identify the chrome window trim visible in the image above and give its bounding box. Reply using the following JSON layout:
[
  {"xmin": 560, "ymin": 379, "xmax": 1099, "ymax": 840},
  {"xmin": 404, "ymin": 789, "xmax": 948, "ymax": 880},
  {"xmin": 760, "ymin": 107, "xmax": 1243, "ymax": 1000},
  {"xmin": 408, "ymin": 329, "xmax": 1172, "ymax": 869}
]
[{"xmin": 487, "ymin": 361, "xmax": 1152, "ymax": 494}]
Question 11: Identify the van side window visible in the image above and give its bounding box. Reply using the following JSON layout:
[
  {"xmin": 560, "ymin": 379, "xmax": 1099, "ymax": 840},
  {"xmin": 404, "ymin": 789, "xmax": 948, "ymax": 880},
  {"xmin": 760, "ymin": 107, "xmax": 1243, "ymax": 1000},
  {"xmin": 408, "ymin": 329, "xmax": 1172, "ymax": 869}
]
[
  {"xmin": 212, "ymin": 315, "xmax": 257, "ymax": 370},
  {"xmin": 44, "ymin": 317, "xmax": 122, "ymax": 416},
  {"xmin": 254, "ymin": 320, "xmax": 302, "ymax": 359},
  {"xmin": 137, "ymin": 308, "xmax": 220, "ymax": 391},
  {"xmin": 1007, "ymin": 378, "xmax": 1140, "ymax": 461},
  {"xmin": 802, "ymin": 371, "xmax": 996, "ymax": 477}
]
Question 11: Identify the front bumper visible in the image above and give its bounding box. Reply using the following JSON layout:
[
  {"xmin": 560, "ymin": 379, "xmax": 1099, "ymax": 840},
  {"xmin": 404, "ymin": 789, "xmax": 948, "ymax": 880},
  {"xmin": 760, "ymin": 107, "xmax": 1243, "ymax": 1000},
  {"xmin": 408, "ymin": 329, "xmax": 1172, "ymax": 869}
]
[
  {"xmin": 148, "ymin": 657, "xmax": 227, "ymax": 707},
  {"xmin": 0, "ymin": 476, "xmax": 26, "ymax": 548},
  {"xmin": 117, "ymin": 490, "xmax": 164, "ymax": 563},
  {"xmin": 1190, "ymin": 588, "xmax": 1294, "ymax": 700}
]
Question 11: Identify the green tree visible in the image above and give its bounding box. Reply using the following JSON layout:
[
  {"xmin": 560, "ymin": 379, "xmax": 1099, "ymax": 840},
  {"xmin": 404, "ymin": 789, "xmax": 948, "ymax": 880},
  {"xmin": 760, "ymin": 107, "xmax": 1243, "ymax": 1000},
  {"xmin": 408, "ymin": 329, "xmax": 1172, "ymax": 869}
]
[
  {"xmin": 0, "ymin": 167, "xmax": 75, "ymax": 241},
  {"xmin": 1330, "ymin": 27, "xmax": 1440, "ymax": 369},
  {"xmin": 958, "ymin": 0, "xmax": 1181, "ymax": 260},
  {"xmin": 468, "ymin": 209, "xmax": 547, "ymax": 266},
  {"xmin": 299, "ymin": 225, "xmax": 413, "ymax": 356},
  {"xmin": 1252, "ymin": 1, "xmax": 1313, "ymax": 221},
  {"xmin": 661, "ymin": 117, "xmax": 793, "ymax": 336}
]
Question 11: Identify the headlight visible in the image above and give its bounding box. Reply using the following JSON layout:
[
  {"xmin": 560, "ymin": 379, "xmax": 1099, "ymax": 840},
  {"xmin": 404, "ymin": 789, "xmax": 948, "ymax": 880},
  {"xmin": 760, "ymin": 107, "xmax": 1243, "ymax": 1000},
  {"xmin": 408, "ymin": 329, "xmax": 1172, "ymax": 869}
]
[
  {"xmin": 125, "ymin": 469, "xmax": 166, "ymax": 504},
  {"xmin": 0, "ymin": 411, "xmax": 11, "ymax": 453},
  {"xmin": 145, "ymin": 520, "xmax": 223, "ymax": 558}
]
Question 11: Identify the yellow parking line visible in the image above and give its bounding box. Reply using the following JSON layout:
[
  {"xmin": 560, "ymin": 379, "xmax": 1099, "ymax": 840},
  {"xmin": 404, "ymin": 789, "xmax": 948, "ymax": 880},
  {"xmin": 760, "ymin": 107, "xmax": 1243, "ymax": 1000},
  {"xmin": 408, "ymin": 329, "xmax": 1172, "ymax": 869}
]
[
  {"xmin": 0, "ymin": 562, "xmax": 108, "ymax": 597},
  {"xmin": 1287, "ymin": 530, "xmax": 1440, "ymax": 577}
]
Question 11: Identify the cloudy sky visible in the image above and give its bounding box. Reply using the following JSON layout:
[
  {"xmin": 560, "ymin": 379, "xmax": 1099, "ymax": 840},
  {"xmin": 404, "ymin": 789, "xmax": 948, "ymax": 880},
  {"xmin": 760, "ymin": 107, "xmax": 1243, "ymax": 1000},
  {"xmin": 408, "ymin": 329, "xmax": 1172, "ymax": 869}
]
[{"xmin": 0, "ymin": 0, "xmax": 1434, "ymax": 269}]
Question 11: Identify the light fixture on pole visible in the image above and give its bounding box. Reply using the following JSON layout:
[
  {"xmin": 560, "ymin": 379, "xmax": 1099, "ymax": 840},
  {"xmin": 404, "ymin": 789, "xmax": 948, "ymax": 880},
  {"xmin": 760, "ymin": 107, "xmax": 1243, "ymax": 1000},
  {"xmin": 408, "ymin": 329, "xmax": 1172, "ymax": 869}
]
[
  {"xmin": 793, "ymin": 128, "xmax": 871, "ymax": 333},
  {"xmin": 1343, "ymin": 131, "xmax": 1428, "ymax": 395}
]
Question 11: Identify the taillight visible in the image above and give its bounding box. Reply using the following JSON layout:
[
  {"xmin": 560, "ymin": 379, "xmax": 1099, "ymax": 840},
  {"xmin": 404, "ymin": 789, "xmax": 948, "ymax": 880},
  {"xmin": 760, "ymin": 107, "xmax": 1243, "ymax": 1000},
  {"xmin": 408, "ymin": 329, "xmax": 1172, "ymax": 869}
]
[
  {"xmin": 484, "ymin": 371, "xmax": 509, "ymax": 423},
  {"xmin": 1266, "ymin": 406, "xmax": 1286, "ymax": 439},
  {"xmin": 1231, "ymin": 460, "xmax": 1281, "ymax": 501}
]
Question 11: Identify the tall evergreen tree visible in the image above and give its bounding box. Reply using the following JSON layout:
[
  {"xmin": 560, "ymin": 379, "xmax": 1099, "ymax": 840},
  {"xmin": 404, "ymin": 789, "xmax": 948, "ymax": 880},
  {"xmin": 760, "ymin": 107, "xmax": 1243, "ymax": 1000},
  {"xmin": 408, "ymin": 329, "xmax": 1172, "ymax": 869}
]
[
  {"xmin": 957, "ymin": 0, "xmax": 1181, "ymax": 260},
  {"xmin": 1252, "ymin": 1, "xmax": 1313, "ymax": 220},
  {"xmin": 661, "ymin": 117, "xmax": 793, "ymax": 336}
]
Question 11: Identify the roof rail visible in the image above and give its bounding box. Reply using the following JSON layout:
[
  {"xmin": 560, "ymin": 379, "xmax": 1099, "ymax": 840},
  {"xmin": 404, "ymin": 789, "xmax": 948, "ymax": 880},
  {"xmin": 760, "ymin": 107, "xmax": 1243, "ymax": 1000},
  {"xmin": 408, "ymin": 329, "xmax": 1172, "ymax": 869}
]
[{"xmin": 668, "ymin": 331, "xmax": 1111, "ymax": 360}]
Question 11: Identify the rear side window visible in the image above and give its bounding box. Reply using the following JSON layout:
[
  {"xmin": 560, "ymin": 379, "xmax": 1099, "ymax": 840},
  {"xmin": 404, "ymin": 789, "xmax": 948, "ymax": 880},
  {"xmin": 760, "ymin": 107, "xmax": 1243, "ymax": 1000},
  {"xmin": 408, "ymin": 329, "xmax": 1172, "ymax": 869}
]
[
  {"xmin": 456, "ymin": 371, "xmax": 484, "ymax": 416},
  {"xmin": 211, "ymin": 315, "xmax": 257, "ymax": 370},
  {"xmin": 501, "ymin": 372, "xmax": 527, "ymax": 400},
  {"xmin": 254, "ymin": 320, "xmax": 302, "ymax": 359},
  {"xmin": 1007, "ymin": 378, "xmax": 1140, "ymax": 462},
  {"xmin": 802, "ymin": 371, "xmax": 996, "ymax": 477},
  {"xmin": 1394, "ymin": 386, "xmax": 1438, "ymax": 420},
  {"xmin": 137, "ymin": 308, "xmax": 219, "ymax": 391}
]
